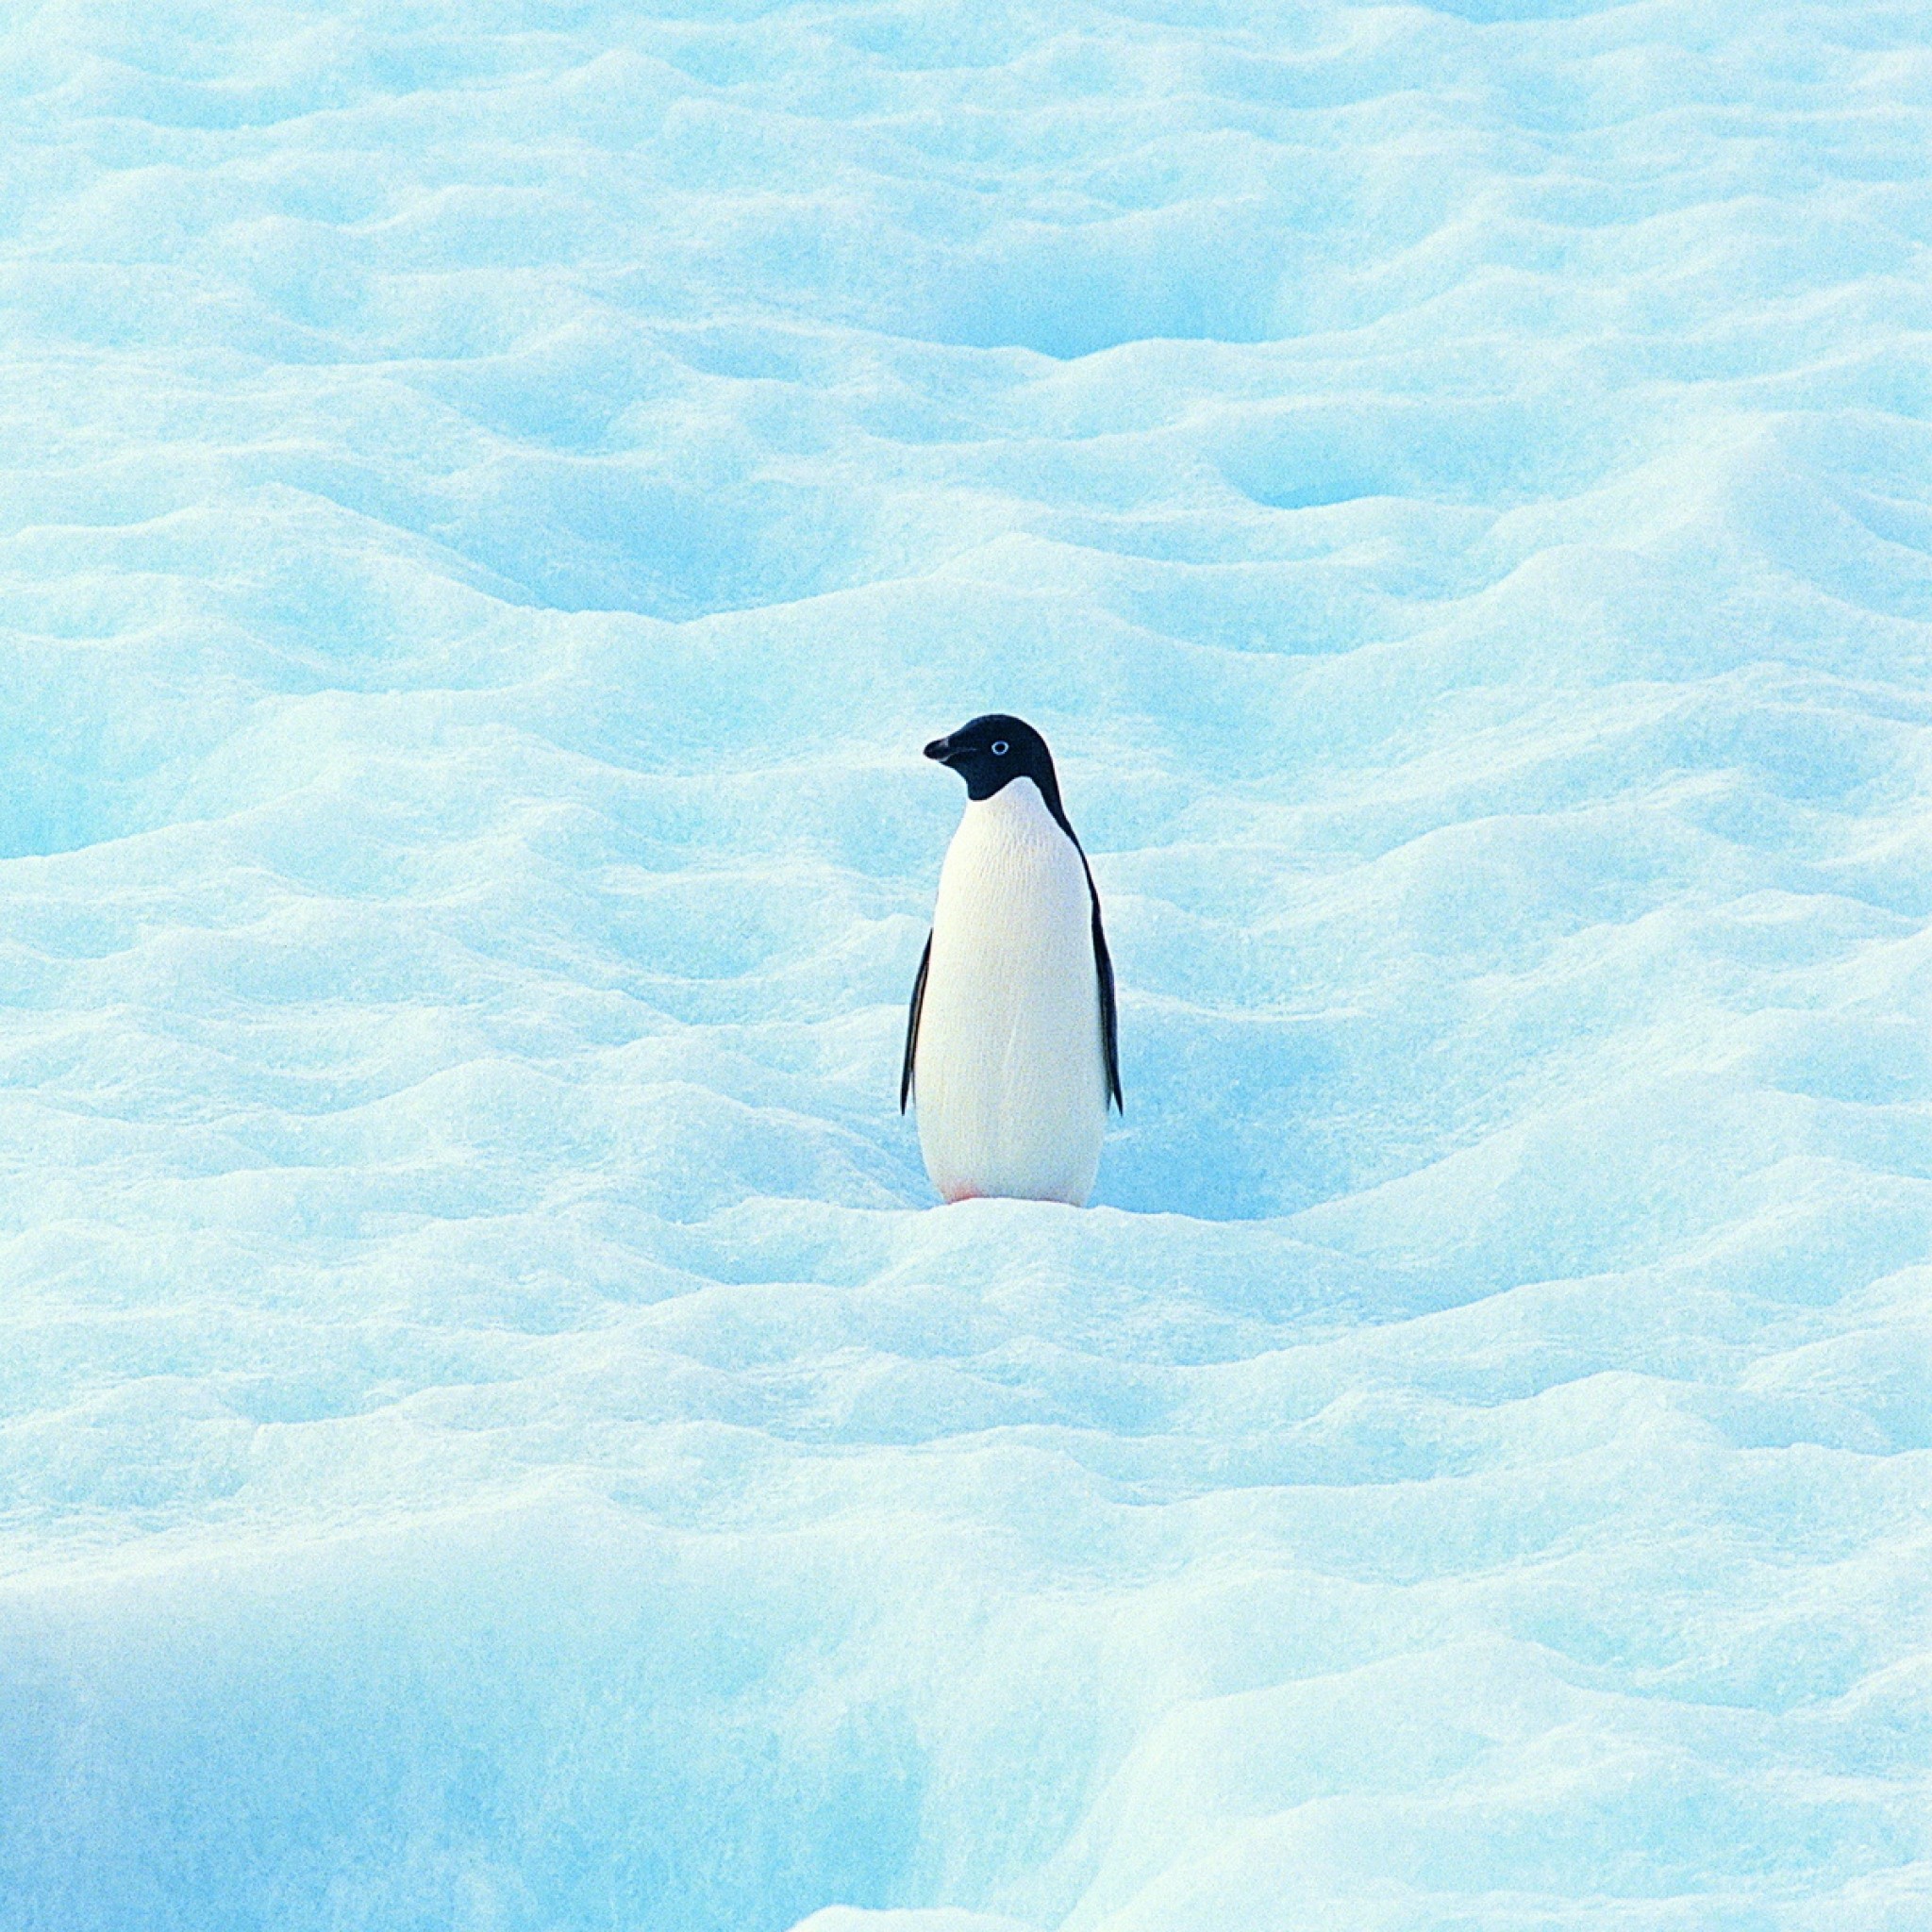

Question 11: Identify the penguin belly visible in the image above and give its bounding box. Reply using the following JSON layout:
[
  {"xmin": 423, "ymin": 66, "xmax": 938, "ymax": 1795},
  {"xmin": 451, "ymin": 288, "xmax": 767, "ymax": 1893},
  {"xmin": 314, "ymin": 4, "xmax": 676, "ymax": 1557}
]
[{"xmin": 912, "ymin": 779, "xmax": 1108, "ymax": 1207}]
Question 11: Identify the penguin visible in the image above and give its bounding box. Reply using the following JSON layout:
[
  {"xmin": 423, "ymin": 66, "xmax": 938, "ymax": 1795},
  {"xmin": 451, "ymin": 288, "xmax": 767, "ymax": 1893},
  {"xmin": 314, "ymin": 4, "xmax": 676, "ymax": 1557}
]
[{"xmin": 901, "ymin": 714, "xmax": 1122, "ymax": 1207}]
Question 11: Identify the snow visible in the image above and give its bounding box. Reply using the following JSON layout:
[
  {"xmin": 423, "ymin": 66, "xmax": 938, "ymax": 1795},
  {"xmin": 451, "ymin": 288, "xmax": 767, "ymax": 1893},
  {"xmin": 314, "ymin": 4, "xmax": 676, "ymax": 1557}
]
[{"xmin": 2, "ymin": 1, "xmax": 1927, "ymax": 1927}]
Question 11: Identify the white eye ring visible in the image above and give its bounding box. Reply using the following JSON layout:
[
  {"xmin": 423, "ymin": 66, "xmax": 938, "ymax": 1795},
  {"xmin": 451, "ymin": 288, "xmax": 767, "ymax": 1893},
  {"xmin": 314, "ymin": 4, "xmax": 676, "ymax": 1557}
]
[{"xmin": 991, "ymin": 741, "xmax": 1008, "ymax": 755}]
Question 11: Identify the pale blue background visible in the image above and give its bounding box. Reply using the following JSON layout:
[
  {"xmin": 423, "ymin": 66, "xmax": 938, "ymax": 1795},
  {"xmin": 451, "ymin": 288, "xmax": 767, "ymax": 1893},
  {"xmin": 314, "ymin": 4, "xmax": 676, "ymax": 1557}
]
[{"xmin": 1, "ymin": 2, "xmax": 1927, "ymax": 1927}]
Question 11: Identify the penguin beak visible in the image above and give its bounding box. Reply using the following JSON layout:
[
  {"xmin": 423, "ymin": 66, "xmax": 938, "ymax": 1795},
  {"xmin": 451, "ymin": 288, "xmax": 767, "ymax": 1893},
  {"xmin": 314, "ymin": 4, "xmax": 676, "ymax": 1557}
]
[{"xmin": 924, "ymin": 735, "xmax": 958, "ymax": 764}]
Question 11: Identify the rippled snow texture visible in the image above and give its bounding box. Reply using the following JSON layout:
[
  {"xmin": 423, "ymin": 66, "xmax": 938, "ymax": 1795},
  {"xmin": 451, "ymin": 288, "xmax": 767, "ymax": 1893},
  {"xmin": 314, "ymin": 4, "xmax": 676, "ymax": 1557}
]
[{"xmin": 2, "ymin": 2, "xmax": 1928, "ymax": 1928}]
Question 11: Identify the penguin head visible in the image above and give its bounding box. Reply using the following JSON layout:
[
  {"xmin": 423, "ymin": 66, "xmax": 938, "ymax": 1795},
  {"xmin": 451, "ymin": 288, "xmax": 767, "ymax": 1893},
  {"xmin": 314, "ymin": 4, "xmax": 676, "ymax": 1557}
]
[{"xmin": 924, "ymin": 714, "xmax": 1061, "ymax": 806}]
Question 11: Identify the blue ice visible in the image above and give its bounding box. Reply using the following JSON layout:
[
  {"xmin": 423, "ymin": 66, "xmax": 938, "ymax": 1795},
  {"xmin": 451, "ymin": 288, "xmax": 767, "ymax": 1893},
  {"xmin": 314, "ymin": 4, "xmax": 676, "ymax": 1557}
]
[{"xmin": 1, "ymin": 1, "xmax": 1927, "ymax": 1928}]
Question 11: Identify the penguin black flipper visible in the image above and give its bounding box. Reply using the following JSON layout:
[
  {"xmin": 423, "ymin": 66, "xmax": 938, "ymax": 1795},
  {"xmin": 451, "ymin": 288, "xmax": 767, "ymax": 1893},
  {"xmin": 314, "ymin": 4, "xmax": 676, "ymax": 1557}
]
[
  {"xmin": 900, "ymin": 931, "xmax": 932, "ymax": 1113},
  {"xmin": 1091, "ymin": 891, "xmax": 1123, "ymax": 1113}
]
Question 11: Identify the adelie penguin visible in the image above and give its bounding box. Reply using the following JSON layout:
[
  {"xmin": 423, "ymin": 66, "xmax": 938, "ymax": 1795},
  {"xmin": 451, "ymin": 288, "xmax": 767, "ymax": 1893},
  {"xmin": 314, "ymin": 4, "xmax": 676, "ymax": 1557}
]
[{"xmin": 901, "ymin": 714, "xmax": 1122, "ymax": 1207}]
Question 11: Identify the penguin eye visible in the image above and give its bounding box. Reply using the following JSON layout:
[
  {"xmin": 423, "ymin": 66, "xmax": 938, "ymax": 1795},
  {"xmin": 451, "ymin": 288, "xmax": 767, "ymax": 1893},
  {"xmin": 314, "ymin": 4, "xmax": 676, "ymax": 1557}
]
[{"xmin": 991, "ymin": 741, "xmax": 1008, "ymax": 756}]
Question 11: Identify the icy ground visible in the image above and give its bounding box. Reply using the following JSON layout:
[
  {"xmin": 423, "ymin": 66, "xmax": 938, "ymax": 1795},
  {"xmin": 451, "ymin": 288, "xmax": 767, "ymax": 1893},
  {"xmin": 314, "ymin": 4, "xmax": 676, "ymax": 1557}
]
[{"xmin": 2, "ymin": 1, "xmax": 1929, "ymax": 1926}]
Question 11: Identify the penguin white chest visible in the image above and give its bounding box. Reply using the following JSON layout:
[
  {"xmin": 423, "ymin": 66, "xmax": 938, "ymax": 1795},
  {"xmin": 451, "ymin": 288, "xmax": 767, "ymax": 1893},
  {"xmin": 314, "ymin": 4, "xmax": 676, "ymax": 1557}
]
[{"xmin": 912, "ymin": 778, "xmax": 1107, "ymax": 1207}]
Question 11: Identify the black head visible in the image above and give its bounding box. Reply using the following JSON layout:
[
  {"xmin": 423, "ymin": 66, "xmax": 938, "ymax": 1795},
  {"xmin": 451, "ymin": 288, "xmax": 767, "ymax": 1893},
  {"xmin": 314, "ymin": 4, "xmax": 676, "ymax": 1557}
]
[{"xmin": 924, "ymin": 713, "xmax": 1065, "ymax": 815}]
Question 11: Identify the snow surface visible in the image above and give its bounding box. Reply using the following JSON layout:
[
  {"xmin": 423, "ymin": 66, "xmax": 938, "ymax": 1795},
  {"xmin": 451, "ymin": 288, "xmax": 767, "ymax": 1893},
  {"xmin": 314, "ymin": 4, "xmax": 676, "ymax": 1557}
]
[{"xmin": 3, "ymin": 0, "xmax": 1929, "ymax": 1926}]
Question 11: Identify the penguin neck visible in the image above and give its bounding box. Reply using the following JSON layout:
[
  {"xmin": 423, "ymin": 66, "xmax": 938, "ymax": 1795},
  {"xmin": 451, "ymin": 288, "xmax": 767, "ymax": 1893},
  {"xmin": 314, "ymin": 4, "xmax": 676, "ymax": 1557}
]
[
  {"xmin": 962, "ymin": 776, "xmax": 1058, "ymax": 842},
  {"xmin": 974, "ymin": 772, "xmax": 1080, "ymax": 851}
]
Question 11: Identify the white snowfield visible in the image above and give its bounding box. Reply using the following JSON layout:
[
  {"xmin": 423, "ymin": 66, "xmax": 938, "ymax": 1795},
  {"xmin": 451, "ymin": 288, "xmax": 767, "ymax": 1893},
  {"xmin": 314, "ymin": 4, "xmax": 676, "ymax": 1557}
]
[{"xmin": 1, "ymin": 2, "xmax": 1926, "ymax": 1928}]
